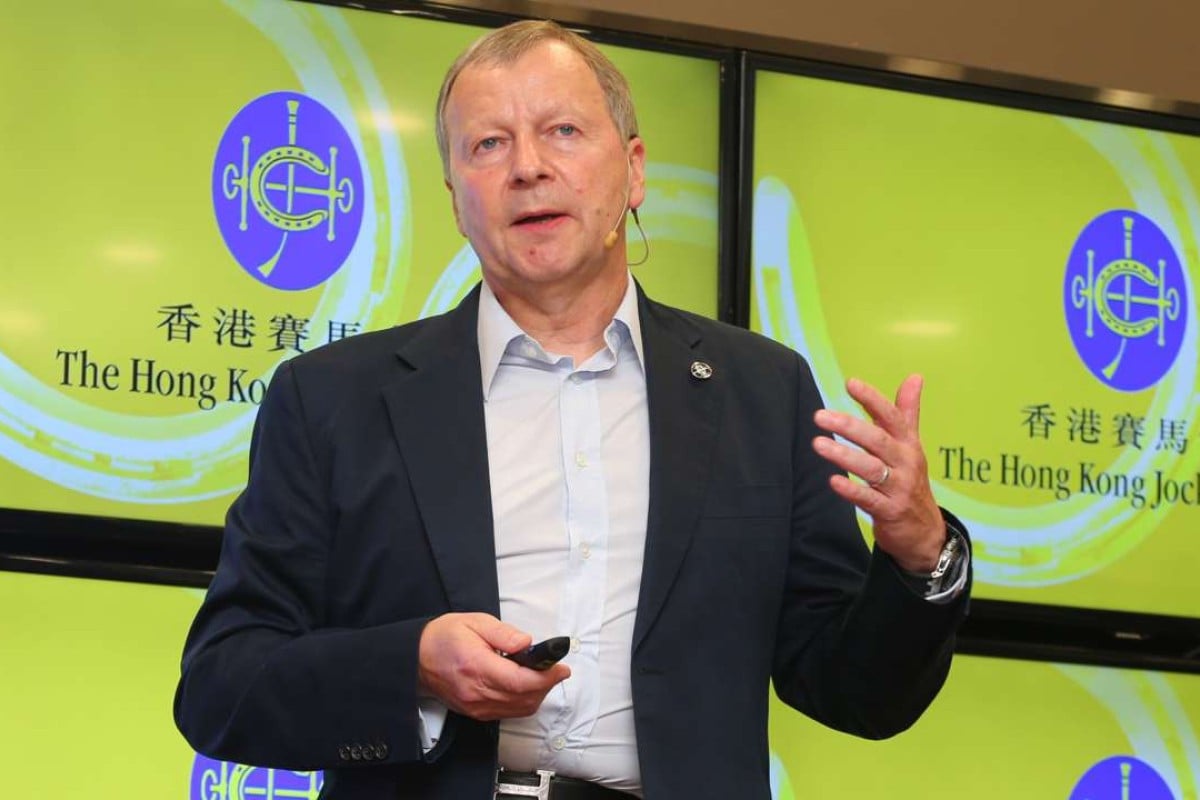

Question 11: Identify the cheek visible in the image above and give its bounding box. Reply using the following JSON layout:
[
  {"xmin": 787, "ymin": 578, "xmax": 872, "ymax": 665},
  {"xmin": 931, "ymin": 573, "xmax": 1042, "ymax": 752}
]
[
  {"xmin": 458, "ymin": 192, "xmax": 497, "ymax": 233},
  {"xmin": 582, "ymin": 180, "xmax": 618, "ymax": 219},
  {"xmin": 595, "ymin": 183, "xmax": 625, "ymax": 223}
]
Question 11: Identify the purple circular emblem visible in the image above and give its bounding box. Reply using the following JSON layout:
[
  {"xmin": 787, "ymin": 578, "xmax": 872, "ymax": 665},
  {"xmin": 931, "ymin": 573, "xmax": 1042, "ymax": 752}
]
[
  {"xmin": 1064, "ymin": 210, "xmax": 1187, "ymax": 392},
  {"xmin": 190, "ymin": 754, "xmax": 324, "ymax": 800},
  {"xmin": 212, "ymin": 91, "xmax": 364, "ymax": 291},
  {"xmin": 1069, "ymin": 755, "xmax": 1174, "ymax": 800}
]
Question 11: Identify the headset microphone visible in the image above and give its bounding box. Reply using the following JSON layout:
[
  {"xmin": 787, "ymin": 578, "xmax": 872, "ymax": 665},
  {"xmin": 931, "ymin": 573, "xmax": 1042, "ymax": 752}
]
[
  {"xmin": 603, "ymin": 201, "xmax": 627, "ymax": 249},
  {"xmin": 604, "ymin": 159, "xmax": 634, "ymax": 250},
  {"xmin": 603, "ymin": 159, "xmax": 649, "ymax": 265}
]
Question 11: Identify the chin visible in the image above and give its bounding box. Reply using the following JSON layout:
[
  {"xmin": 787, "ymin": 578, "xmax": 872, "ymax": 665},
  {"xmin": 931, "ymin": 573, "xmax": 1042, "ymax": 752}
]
[
  {"xmin": 484, "ymin": 240, "xmax": 620, "ymax": 291},
  {"xmin": 509, "ymin": 254, "xmax": 598, "ymax": 285}
]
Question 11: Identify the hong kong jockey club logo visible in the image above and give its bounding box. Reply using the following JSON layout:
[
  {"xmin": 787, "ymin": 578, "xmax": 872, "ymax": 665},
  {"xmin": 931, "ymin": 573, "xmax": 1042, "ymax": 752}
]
[
  {"xmin": 212, "ymin": 92, "xmax": 364, "ymax": 291},
  {"xmin": 1069, "ymin": 755, "xmax": 1174, "ymax": 799},
  {"xmin": 190, "ymin": 754, "xmax": 324, "ymax": 800},
  {"xmin": 1064, "ymin": 210, "xmax": 1187, "ymax": 392}
]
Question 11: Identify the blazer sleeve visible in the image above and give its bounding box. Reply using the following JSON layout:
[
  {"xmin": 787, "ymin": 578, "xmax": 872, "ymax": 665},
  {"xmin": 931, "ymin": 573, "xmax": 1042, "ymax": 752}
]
[
  {"xmin": 770, "ymin": 354, "xmax": 971, "ymax": 739},
  {"xmin": 174, "ymin": 360, "xmax": 448, "ymax": 770}
]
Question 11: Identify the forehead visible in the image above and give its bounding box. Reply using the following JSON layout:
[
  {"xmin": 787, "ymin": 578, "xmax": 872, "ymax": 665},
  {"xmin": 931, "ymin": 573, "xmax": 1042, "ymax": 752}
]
[{"xmin": 445, "ymin": 40, "xmax": 608, "ymax": 127}]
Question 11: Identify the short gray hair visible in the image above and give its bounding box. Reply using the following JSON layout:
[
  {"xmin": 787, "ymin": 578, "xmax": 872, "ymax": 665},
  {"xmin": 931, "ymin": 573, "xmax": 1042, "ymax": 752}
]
[{"xmin": 435, "ymin": 20, "xmax": 639, "ymax": 177}]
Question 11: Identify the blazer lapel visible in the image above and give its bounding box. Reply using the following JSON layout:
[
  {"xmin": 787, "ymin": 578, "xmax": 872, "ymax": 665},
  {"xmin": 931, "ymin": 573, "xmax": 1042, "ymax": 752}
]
[
  {"xmin": 381, "ymin": 287, "xmax": 500, "ymax": 617},
  {"xmin": 633, "ymin": 294, "xmax": 724, "ymax": 651}
]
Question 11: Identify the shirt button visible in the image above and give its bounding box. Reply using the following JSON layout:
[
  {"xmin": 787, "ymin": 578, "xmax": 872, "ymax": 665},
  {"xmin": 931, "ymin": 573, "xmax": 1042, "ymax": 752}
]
[
  {"xmin": 580, "ymin": 542, "xmax": 592, "ymax": 559},
  {"xmin": 570, "ymin": 637, "xmax": 581, "ymax": 653},
  {"xmin": 570, "ymin": 373, "xmax": 583, "ymax": 384},
  {"xmin": 552, "ymin": 736, "xmax": 566, "ymax": 751},
  {"xmin": 574, "ymin": 452, "xmax": 587, "ymax": 469}
]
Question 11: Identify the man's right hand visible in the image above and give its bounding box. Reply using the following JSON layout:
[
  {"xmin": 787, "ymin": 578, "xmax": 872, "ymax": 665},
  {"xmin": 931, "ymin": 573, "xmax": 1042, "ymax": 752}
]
[{"xmin": 417, "ymin": 612, "xmax": 571, "ymax": 720}]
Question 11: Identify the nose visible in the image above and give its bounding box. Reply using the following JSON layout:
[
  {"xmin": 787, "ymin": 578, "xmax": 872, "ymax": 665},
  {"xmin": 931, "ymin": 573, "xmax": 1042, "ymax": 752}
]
[{"xmin": 508, "ymin": 136, "xmax": 550, "ymax": 186}]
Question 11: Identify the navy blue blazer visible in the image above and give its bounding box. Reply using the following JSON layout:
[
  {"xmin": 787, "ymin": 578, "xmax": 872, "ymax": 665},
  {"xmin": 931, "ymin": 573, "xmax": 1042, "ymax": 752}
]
[{"xmin": 175, "ymin": 285, "xmax": 969, "ymax": 799}]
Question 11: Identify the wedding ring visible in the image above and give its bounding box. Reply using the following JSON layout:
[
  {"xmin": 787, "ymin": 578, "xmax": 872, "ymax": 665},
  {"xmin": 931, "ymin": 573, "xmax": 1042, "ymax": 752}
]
[{"xmin": 868, "ymin": 464, "xmax": 891, "ymax": 488}]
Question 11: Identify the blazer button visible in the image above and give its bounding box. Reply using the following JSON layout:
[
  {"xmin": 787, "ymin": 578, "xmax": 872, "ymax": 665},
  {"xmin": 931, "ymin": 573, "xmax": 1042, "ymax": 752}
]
[
  {"xmin": 338, "ymin": 745, "xmax": 351, "ymax": 761},
  {"xmin": 375, "ymin": 743, "xmax": 389, "ymax": 759},
  {"xmin": 350, "ymin": 745, "xmax": 363, "ymax": 760}
]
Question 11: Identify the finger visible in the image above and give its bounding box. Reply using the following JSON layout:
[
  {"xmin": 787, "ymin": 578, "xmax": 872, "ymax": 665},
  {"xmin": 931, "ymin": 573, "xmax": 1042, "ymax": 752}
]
[
  {"xmin": 844, "ymin": 376, "xmax": 923, "ymax": 444},
  {"xmin": 845, "ymin": 377, "xmax": 904, "ymax": 434},
  {"xmin": 827, "ymin": 473, "xmax": 888, "ymax": 516},
  {"xmin": 498, "ymin": 660, "xmax": 572, "ymax": 692},
  {"xmin": 480, "ymin": 659, "xmax": 571, "ymax": 718},
  {"xmin": 436, "ymin": 656, "xmax": 545, "ymax": 717},
  {"xmin": 812, "ymin": 435, "xmax": 890, "ymax": 487},
  {"xmin": 462, "ymin": 613, "xmax": 532, "ymax": 655},
  {"xmin": 894, "ymin": 374, "xmax": 924, "ymax": 433},
  {"xmin": 813, "ymin": 409, "xmax": 896, "ymax": 465}
]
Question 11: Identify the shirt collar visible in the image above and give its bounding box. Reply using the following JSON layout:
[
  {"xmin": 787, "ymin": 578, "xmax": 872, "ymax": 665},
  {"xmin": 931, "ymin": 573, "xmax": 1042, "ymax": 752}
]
[{"xmin": 477, "ymin": 274, "xmax": 645, "ymax": 399}]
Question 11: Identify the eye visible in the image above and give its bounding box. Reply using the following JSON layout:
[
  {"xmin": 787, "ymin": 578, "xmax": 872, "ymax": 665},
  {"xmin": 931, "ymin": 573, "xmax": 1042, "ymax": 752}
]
[
  {"xmin": 477, "ymin": 136, "xmax": 500, "ymax": 151},
  {"xmin": 555, "ymin": 124, "xmax": 577, "ymax": 136}
]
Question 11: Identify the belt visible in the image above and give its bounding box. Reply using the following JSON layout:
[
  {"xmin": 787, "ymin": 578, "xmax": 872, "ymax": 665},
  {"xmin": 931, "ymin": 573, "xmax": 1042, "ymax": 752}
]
[{"xmin": 494, "ymin": 769, "xmax": 637, "ymax": 800}]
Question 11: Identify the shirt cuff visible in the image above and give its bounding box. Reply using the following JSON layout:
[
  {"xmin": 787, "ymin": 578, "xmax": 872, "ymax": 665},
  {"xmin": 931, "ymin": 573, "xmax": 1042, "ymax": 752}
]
[{"xmin": 418, "ymin": 697, "xmax": 449, "ymax": 753}]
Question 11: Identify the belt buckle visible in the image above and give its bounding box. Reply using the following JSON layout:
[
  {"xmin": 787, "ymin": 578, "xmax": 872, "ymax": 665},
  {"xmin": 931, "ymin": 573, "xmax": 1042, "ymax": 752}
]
[{"xmin": 495, "ymin": 768, "xmax": 555, "ymax": 800}]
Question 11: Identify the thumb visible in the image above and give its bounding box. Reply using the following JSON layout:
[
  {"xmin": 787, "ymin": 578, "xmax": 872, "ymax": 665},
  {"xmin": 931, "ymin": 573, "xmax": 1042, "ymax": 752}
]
[{"xmin": 463, "ymin": 613, "xmax": 532, "ymax": 654}]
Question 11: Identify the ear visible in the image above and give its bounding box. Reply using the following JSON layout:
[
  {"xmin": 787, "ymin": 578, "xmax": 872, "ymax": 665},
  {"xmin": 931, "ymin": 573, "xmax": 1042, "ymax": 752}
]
[
  {"xmin": 444, "ymin": 178, "xmax": 466, "ymax": 237},
  {"xmin": 626, "ymin": 136, "xmax": 647, "ymax": 212}
]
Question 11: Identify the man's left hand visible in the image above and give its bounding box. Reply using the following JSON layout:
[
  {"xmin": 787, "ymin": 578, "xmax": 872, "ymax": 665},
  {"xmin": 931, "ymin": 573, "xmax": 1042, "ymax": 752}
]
[{"xmin": 811, "ymin": 374, "xmax": 945, "ymax": 573}]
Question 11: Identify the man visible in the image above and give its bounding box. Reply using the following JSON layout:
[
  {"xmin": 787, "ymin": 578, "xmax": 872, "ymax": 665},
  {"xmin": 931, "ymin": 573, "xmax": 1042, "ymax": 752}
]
[{"xmin": 175, "ymin": 20, "xmax": 969, "ymax": 800}]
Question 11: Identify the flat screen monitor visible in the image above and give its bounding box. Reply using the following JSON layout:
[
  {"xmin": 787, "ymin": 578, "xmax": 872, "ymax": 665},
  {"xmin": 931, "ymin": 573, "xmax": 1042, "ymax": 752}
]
[
  {"xmin": 769, "ymin": 653, "xmax": 1200, "ymax": 798},
  {"xmin": 2, "ymin": 570, "xmax": 324, "ymax": 797},
  {"xmin": 5, "ymin": 570, "xmax": 1198, "ymax": 799},
  {"xmin": 751, "ymin": 63, "xmax": 1200, "ymax": 620},
  {"xmin": 1, "ymin": 571, "xmax": 205, "ymax": 796},
  {"xmin": 0, "ymin": 0, "xmax": 722, "ymax": 531}
]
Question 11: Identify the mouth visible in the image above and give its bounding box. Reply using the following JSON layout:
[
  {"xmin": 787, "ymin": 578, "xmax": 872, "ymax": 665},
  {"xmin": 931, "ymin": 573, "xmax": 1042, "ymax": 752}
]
[{"xmin": 512, "ymin": 211, "xmax": 568, "ymax": 229}]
